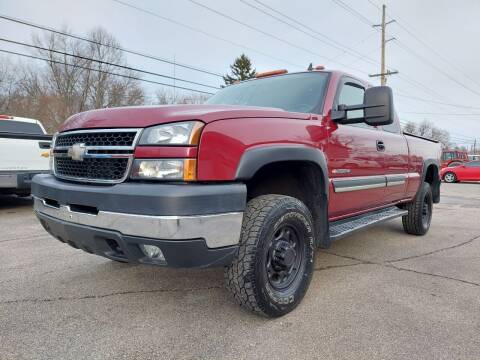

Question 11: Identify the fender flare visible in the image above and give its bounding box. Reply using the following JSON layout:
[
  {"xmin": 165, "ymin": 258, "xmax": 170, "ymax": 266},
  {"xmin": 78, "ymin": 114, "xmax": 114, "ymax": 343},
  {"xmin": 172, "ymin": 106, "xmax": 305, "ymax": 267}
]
[
  {"xmin": 421, "ymin": 159, "xmax": 441, "ymax": 203},
  {"xmin": 235, "ymin": 144, "xmax": 331, "ymax": 248},
  {"xmin": 235, "ymin": 144, "xmax": 329, "ymax": 197}
]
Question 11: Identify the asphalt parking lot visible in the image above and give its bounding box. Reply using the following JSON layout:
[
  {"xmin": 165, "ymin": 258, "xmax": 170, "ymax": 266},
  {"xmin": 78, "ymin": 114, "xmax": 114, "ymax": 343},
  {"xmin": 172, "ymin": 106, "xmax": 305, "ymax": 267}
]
[{"xmin": 1, "ymin": 183, "xmax": 479, "ymax": 360}]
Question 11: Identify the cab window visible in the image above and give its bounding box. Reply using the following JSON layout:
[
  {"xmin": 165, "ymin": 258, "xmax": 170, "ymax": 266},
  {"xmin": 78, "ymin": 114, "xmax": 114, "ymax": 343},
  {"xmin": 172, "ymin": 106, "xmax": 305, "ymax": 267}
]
[{"xmin": 337, "ymin": 82, "xmax": 372, "ymax": 129}]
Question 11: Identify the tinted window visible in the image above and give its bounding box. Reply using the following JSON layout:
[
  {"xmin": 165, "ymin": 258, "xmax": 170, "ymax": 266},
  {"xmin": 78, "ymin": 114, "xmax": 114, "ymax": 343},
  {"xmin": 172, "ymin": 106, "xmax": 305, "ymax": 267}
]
[
  {"xmin": 338, "ymin": 83, "xmax": 364, "ymax": 119},
  {"xmin": 0, "ymin": 120, "xmax": 44, "ymax": 134},
  {"xmin": 206, "ymin": 72, "xmax": 329, "ymax": 114},
  {"xmin": 337, "ymin": 82, "xmax": 374, "ymax": 129},
  {"xmin": 466, "ymin": 161, "xmax": 480, "ymax": 167}
]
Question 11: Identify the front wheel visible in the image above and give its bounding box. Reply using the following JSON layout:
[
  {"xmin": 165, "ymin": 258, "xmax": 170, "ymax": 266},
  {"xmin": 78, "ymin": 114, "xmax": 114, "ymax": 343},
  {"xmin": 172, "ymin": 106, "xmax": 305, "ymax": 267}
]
[
  {"xmin": 443, "ymin": 172, "xmax": 457, "ymax": 183},
  {"xmin": 402, "ymin": 182, "xmax": 433, "ymax": 235},
  {"xmin": 225, "ymin": 195, "xmax": 315, "ymax": 317}
]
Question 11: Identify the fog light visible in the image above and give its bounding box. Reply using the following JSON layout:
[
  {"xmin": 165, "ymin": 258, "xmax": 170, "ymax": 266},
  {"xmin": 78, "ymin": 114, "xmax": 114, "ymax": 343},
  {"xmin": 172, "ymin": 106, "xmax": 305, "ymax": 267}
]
[{"xmin": 140, "ymin": 244, "xmax": 165, "ymax": 261}]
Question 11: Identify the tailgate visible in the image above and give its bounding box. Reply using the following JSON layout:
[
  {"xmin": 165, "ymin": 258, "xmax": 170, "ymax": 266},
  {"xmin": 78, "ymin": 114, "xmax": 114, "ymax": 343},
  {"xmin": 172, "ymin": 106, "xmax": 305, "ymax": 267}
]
[{"xmin": 0, "ymin": 135, "xmax": 51, "ymax": 172}]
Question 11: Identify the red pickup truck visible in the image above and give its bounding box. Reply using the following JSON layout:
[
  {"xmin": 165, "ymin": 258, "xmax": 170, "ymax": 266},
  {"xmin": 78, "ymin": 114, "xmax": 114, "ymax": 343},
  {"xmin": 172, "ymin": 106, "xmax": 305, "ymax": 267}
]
[{"xmin": 32, "ymin": 69, "xmax": 441, "ymax": 317}]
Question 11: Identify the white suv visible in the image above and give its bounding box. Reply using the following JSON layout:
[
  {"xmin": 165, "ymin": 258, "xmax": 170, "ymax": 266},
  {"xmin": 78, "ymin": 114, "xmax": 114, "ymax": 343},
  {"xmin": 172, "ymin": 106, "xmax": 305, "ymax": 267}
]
[{"xmin": 0, "ymin": 115, "xmax": 51, "ymax": 196}]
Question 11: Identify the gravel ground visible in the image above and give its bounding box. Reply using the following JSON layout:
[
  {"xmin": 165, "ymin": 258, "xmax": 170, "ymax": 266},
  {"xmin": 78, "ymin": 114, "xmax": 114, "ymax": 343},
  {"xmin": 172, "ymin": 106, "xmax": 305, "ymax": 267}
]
[{"xmin": 1, "ymin": 183, "xmax": 479, "ymax": 360}]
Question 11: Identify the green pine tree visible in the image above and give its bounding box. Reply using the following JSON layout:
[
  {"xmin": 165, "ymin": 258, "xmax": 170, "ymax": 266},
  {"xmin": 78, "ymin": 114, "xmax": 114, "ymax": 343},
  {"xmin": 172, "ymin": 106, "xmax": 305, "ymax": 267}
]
[{"xmin": 223, "ymin": 54, "xmax": 256, "ymax": 85}]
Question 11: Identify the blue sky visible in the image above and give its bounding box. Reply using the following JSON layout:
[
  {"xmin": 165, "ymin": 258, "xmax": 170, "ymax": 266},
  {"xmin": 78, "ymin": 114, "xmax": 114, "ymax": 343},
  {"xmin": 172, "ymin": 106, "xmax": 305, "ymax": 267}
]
[{"xmin": 1, "ymin": 0, "xmax": 480, "ymax": 147}]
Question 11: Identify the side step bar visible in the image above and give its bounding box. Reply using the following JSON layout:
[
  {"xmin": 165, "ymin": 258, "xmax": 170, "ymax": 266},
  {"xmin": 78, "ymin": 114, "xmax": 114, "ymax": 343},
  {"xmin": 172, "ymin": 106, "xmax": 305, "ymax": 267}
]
[{"xmin": 329, "ymin": 206, "xmax": 408, "ymax": 241}]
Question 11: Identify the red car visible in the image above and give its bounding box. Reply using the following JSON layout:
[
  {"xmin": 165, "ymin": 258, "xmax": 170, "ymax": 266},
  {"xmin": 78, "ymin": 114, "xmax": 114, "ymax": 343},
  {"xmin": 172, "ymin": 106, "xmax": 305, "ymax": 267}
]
[
  {"xmin": 32, "ymin": 69, "xmax": 441, "ymax": 317},
  {"xmin": 441, "ymin": 161, "xmax": 480, "ymax": 182}
]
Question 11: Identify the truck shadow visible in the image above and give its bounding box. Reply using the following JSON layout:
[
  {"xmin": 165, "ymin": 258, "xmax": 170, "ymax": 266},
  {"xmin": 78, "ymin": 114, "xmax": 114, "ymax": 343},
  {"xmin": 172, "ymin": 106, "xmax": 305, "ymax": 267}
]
[{"xmin": 0, "ymin": 194, "xmax": 33, "ymax": 209}]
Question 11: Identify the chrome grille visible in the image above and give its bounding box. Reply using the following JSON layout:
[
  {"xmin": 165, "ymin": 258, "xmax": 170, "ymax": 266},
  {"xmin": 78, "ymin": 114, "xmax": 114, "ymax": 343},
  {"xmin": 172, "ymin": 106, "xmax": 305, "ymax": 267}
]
[{"xmin": 53, "ymin": 128, "xmax": 141, "ymax": 184}]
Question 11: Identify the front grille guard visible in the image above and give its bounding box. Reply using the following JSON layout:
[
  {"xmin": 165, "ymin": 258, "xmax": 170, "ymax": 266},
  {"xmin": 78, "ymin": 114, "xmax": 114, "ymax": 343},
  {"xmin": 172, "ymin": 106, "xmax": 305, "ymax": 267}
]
[{"xmin": 52, "ymin": 128, "xmax": 142, "ymax": 184}]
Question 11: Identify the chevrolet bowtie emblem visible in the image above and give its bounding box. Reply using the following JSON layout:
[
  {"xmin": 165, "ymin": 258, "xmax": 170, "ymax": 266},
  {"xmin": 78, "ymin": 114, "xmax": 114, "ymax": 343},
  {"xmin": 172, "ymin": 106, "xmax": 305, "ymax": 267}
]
[{"xmin": 68, "ymin": 143, "xmax": 87, "ymax": 161}]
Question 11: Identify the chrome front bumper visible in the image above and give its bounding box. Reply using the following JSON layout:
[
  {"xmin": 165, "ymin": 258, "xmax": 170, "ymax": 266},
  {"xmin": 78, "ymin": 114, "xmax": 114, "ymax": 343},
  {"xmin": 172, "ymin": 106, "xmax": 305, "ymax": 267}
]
[{"xmin": 34, "ymin": 197, "xmax": 243, "ymax": 248}]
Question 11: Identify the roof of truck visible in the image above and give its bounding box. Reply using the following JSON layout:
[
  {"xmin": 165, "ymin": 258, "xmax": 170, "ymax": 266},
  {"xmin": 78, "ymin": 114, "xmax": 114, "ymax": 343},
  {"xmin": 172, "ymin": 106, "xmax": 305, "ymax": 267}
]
[
  {"xmin": 0, "ymin": 115, "xmax": 47, "ymax": 134},
  {"xmin": 0, "ymin": 115, "xmax": 43, "ymax": 124}
]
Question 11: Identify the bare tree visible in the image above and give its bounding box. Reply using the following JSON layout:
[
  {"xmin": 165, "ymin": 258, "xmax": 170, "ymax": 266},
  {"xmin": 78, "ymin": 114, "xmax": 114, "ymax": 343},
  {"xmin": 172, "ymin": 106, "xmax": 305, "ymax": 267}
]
[
  {"xmin": 402, "ymin": 121, "xmax": 417, "ymax": 134},
  {"xmin": 402, "ymin": 119, "xmax": 451, "ymax": 148},
  {"xmin": 154, "ymin": 88, "xmax": 210, "ymax": 105},
  {"xmin": 0, "ymin": 27, "xmax": 145, "ymax": 132}
]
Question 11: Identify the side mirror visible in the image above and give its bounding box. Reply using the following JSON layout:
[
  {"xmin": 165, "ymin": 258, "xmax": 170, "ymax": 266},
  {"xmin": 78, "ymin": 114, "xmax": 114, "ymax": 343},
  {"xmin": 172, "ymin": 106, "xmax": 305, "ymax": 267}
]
[
  {"xmin": 363, "ymin": 86, "xmax": 394, "ymax": 126},
  {"xmin": 331, "ymin": 86, "xmax": 394, "ymax": 126}
]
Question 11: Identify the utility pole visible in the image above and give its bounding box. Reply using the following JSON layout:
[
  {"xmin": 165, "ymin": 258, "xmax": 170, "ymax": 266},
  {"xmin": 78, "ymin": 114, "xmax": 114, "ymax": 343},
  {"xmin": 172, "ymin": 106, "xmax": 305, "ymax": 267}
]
[{"xmin": 369, "ymin": 4, "xmax": 398, "ymax": 85}]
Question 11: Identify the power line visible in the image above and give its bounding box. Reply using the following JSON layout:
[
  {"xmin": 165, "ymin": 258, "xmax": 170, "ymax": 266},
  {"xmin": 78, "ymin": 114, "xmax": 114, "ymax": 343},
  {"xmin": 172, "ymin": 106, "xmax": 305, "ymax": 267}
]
[
  {"xmin": 0, "ymin": 48, "xmax": 215, "ymax": 95},
  {"xmin": 328, "ymin": 2, "xmax": 478, "ymax": 107},
  {"xmin": 0, "ymin": 37, "xmax": 220, "ymax": 90},
  {"xmin": 247, "ymin": 0, "xmax": 480, "ymax": 112},
  {"xmin": 110, "ymin": 0, "xmax": 304, "ymax": 69},
  {"xmin": 395, "ymin": 40, "xmax": 480, "ymax": 98},
  {"xmin": 331, "ymin": 0, "xmax": 375, "ymax": 27},
  {"xmin": 241, "ymin": 0, "xmax": 380, "ymax": 68},
  {"xmin": 187, "ymin": 0, "xmax": 360, "ymax": 69},
  {"xmin": 322, "ymin": 0, "xmax": 449, "ymax": 101},
  {"xmin": 396, "ymin": 92, "xmax": 480, "ymax": 110},
  {"xmin": 331, "ymin": 34, "xmax": 379, "ymax": 66},
  {"xmin": 366, "ymin": 0, "xmax": 480, "ymax": 93},
  {"xmin": 0, "ymin": 13, "xmax": 223, "ymax": 78},
  {"xmin": 186, "ymin": 0, "xmax": 384, "ymax": 78},
  {"xmin": 400, "ymin": 111, "xmax": 480, "ymax": 116},
  {"xmin": 365, "ymin": 1, "xmax": 480, "ymax": 100}
]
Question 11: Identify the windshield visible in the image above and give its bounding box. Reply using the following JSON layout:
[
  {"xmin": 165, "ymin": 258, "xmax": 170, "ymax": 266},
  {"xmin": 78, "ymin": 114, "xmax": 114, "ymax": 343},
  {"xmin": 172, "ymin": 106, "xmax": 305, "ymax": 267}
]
[{"xmin": 206, "ymin": 72, "xmax": 329, "ymax": 114}]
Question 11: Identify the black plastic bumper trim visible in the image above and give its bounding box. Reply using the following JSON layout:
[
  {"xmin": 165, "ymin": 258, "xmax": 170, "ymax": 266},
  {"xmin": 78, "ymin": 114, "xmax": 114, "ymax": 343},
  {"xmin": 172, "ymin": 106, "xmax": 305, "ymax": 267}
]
[{"xmin": 32, "ymin": 174, "xmax": 247, "ymax": 216}]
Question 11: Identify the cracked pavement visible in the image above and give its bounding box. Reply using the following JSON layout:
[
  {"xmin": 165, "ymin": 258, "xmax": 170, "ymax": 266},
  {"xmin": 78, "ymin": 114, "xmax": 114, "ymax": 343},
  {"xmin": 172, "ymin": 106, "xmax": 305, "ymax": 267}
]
[{"xmin": 1, "ymin": 183, "xmax": 480, "ymax": 359}]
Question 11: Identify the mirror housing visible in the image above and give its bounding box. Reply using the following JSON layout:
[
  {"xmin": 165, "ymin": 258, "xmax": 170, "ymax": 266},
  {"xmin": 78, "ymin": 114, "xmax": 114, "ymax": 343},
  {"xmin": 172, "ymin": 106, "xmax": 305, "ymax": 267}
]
[{"xmin": 331, "ymin": 86, "xmax": 394, "ymax": 126}]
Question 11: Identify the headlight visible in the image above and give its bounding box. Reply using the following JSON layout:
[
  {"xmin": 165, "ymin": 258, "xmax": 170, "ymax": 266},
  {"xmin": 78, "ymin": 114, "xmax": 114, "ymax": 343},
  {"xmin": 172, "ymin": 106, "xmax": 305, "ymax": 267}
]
[
  {"xmin": 131, "ymin": 159, "xmax": 196, "ymax": 181},
  {"xmin": 139, "ymin": 121, "xmax": 204, "ymax": 145}
]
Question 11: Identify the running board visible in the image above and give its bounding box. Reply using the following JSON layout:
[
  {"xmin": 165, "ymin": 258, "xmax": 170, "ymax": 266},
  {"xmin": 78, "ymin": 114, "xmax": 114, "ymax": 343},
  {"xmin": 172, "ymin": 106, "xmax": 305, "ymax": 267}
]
[{"xmin": 329, "ymin": 207, "xmax": 408, "ymax": 241}]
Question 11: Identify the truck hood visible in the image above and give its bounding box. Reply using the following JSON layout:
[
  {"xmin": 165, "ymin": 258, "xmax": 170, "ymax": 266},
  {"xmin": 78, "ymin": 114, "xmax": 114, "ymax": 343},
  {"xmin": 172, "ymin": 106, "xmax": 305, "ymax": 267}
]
[{"xmin": 59, "ymin": 104, "xmax": 312, "ymax": 132}]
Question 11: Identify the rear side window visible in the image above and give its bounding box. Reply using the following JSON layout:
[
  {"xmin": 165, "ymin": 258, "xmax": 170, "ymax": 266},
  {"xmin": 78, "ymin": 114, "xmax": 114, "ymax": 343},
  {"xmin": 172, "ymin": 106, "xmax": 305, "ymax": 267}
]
[{"xmin": 0, "ymin": 120, "xmax": 44, "ymax": 134}]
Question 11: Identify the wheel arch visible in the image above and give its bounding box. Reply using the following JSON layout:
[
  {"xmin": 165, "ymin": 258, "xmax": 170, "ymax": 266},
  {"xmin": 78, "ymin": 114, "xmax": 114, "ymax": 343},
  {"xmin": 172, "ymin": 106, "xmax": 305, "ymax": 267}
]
[
  {"xmin": 235, "ymin": 145, "xmax": 330, "ymax": 248},
  {"xmin": 422, "ymin": 159, "xmax": 441, "ymax": 203}
]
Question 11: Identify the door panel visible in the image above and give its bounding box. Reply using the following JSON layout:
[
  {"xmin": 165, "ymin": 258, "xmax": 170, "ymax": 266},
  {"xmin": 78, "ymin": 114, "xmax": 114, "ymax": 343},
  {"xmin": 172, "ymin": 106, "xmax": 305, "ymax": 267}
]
[
  {"xmin": 461, "ymin": 162, "xmax": 480, "ymax": 180},
  {"xmin": 381, "ymin": 130, "xmax": 410, "ymax": 203},
  {"xmin": 327, "ymin": 77, "xmax": 386, "ymax": 219},
  {"xmin": 327, "ymin": 124, "xmax": 386, "ymax": 219}
]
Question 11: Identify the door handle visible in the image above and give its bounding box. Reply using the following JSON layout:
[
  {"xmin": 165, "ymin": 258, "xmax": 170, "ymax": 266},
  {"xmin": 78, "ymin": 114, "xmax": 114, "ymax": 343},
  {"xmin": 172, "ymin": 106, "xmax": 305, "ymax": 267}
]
[{"xmin": 376, "ymin": 140, "xmax": 385, "ymax": 152}]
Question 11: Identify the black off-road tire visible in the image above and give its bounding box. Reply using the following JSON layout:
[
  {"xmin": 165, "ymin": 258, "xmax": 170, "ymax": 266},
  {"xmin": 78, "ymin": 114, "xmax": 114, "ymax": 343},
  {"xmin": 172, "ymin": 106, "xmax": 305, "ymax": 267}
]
[
  {"xmin": 224, "ymin": 195, "xmax": 315, "ymax": 318},
  {"xmin": 402, "ymin": 182, "xmax": 433, "ymax": 235}
]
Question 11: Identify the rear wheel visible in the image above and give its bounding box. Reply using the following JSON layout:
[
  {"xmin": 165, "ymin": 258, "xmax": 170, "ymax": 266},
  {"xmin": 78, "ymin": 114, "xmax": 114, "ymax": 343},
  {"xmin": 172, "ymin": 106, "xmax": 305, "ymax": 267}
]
[
  {"xmin": 402, "ymin": 182, "xmax": 433, "ymax": 236},
  {"xmin": 443, "ymin": 172, "xmax": 457, "ymax": 183},
  {"xmin": 225, "ymin": 195, "xmax": 315, "ymax": 317}
]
